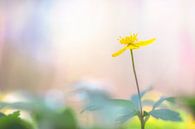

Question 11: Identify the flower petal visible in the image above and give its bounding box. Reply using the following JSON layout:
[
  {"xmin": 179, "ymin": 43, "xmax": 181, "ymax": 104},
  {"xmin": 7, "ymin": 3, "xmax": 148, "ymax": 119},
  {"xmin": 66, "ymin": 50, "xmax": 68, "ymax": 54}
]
[
  {"xmin": 127, "ymin": 44, "xmax": 139, "ymax": 49},
  {"xmin": 119, "ymin": 33, "xmax": 138, "ymax": 44},
  {"xmin": 135, "ymin": 38, "xmax": 156, "ymax": 47},
  {"xmin": 112, "ymin": 46, "xmax": 129, "ymax": 57},
  {"xmin": 119, "ymin": 37, "xmax": 130, "ymax": 44}
]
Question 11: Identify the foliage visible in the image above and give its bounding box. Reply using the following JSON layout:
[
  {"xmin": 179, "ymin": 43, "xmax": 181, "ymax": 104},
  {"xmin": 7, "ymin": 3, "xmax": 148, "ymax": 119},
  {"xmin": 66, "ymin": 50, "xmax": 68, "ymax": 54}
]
[
  {"xmin": 0, "ymin": 96, "xmax": 79, "ymax": 129},
  {"xmin": 0, "ymin": 111, "xmax": 33, "ymax": 129},
  {"xmin": 81, "ymin": 88, "xmax": 182, "ymax": 128},
  {"xmin": 180, "ymin": 96, "xmax": 195, "ymax": 118},
  {"xmin": 0, "ymin": 93, "xmax": 193, "ymax": 129}
]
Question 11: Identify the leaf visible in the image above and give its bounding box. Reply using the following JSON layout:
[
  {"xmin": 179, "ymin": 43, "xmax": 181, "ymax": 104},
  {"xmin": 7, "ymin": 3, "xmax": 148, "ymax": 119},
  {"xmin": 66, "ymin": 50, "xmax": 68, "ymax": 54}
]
[
  {"xmin": 81, "ymin": 104, "xmax": 102, "ymax": 113},
  {"xmin": 150, "ymin": 109, "xmax": 182, "ymax": 121},
  {"xmin": 8, "ymin": 111, "xmax": 20, "ymax": 118},
  {"xmin": 0, "ymin": 113, "xmax": 5, "ymax": 118},
  {"xmin": 0, "ymin": 102, "xmax": 33, "ymax": 111},
  {"xmin": 109, "ymin": 99, "xmax": 135, "ymax": 110},
  {"xmin": 81, "ymin": 90, "xmax": 110, "ymax": 113},
  {"xmin": 152, "ymin": 97, "xmax": 175, "ymax": 110},
  {"xmin": 110, "ymin": 99, "xmax": 137, "ymax": 123},
  {"xmin": 131, "ymin": 87, "xmax": 152, "ymax": 110},
  {"xmin": 116, "ymin": 111, "xmax": 137, "ymax": 123},
  {"xmin": 61, "ymin": 108, "xmax": 78, "ymax": 129},
  {"xmin": 142, "ymin": 100, "xmax": 154, "ymax": 106},
  {"xmin": 139, "ymin": 87, "xmax": 153, "ymax": 98},
  {"xmin": 0, "ymin": 111, "xmax": 33, "ymax": 129},
  {"xmin": 143, "ymin": 111, "xmax": 150, "ymax": 117},
  {"xmin": 180, "ymin": 97, "xmax": 195, "ymax": 117},
  {"xmin": 143, "ymin": 111, "xmax": 150, "ymax": 122}
]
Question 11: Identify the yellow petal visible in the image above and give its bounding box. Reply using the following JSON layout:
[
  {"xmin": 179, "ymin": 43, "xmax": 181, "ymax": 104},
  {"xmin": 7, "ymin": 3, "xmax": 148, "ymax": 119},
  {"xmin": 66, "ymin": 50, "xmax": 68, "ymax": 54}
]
[
  {"xmin": 119, "ymin": 33, "xmax": 138, "ymax": 44},
  {"xmin": 127, "ymin": 44, "xmax": 139, "ymax": 49},
  {"xmin": 112, "ymin": 46, "xmax": 128, "ymax": 57},
  {"xmin": 119, "ymin": 37, "xmax": 130, "ymax": 44},
  {"xmin": 135, "ymin": 38, "xmax": 156, "ymax": 47}
]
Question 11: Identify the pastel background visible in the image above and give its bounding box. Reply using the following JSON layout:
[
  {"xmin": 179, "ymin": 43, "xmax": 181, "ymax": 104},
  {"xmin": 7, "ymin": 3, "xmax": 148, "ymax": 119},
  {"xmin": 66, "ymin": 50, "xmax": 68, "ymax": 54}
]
[{"xmin": 0, "ymin": 0, "xmax": 195, "ymax": 97}]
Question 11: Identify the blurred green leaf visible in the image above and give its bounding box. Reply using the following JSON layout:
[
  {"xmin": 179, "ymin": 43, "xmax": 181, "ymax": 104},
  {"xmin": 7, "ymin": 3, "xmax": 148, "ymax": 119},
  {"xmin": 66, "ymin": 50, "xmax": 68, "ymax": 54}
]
[
  {"xmin": 149, "ymin": 109, "xmax": 182, "ymax": 121},
  {"xmin": 110, "ymin": 99, "xmax": 137, "ymax": 123},
  {"xmin": 109, "ymin": 99, "xmax": 135, "ymax": 110},
  {"xmin": 8, "ymin": 111, "xmax": 20, "ymax": 118},
  {"xmin": 82, "ymin": 89, "xmax": 138, "ymax": 125},
  {"xmin": 0, "ymin": 101, "xmax": 36, "ymax": 111},
  {"xmin": 180, "ymin": 96, "xmax": 195, "ymax": 117},
  {"xmin": 142, "ymin": 100, "xmax": 154, "ymax": 106},
  {"xmin": 82, "ymin": 90, "xmax": 110, "ymax": 112},
  {"xmin": 116, "ymin": 111, "xmax": 137, "ymax": 124},
  {"xmin": 32, "ymin": 107, "xmax": 79, "ymax": 129},
  {"xmin": 143, "ymin": 111, "xmax": 150, "ymax": 117},
  {"xmin": 0, "ymin": 112, "xmax": 5, "ymax": 118},
  {"xmin": 56, "ymin": 108, "xmax": 78, "ymax": 129},
  {"xmin": 0, "ymin": 111, "xmax": 33, "ymax": 129},
  {"xmin": 143, "ymin": 111, "xmax": 150, "ymax": 122},
  {"xmin": 152, "ymin": 97, "xmax": 175, "ymax": 110},
  {"xmin": 131, "ymin": 87, "xmax": 152, "ymax": 110},
  {"xmin": 81, "ymin": 105, "xmax": 101, "ymax": 113}
]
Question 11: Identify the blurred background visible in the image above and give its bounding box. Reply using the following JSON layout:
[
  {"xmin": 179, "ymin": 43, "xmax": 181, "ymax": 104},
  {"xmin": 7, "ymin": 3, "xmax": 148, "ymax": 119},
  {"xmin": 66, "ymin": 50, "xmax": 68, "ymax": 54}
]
[{"xmin": 0, "ymin": 0, "xmax": 195, "ymax": 97}]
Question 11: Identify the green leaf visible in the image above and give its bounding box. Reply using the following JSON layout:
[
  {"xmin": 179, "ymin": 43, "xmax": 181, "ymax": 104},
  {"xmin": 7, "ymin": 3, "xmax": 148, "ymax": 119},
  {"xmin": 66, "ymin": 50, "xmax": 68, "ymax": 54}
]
[
  {"xmin": 142, "ymin": 100, "xmax": 154, "ymax": 106},
  {"xmin": 8, "ymin": 111, "xmax": 20, "ymax": 118},
  {"xmin": 81, "ymin": 104, "xmax": 102, "ymax": 113},
  {"xmin": 0, "ymin": 102, "xmax": 33, "ymax": 111},
  {"xmin": 109, "ymin": 99, "xmax": 135, "ymax": 109},
  {"xmin": 131, "ymin": 95, "xmax": 140, "ymax": 110},
  {"xmin": 110, "ymin": 99, "xmax": 137, "ymax": 123},
  {"xmin": 131, "ymin": 87, "xmax": 152, "ymax": 110},
  {"xmin": 109, "ymin": 99, "xmax": 136, "ymax": 116},
  {"xmin": 139, "ymin": 87, "xmax": 153, "ymax": 98},
  {"xmin": 0, "ymin": 113, "xmax": 5, "ymax": 118},
  {"xmin": 143, "ymin": 111, "xmax": 150, "ymax": 117},
  {"xmin": 0, "ymin": 111, "xmax": 33, "ymax": 129},
  {"xmin": 81, "ymin": 90, "xmax": 110, "ymax": 112},
  {"xmin": 150, "ymin": 109, "xmax": 182, "ymax": 121},
  {"xmin": 152, "ymin": 97, "xmax": 175, "ymax": 110},
  {"xmin": 143, "ymin": 111, "xmax": 150, "ymax": 122},
  {"xmin": 180, "ymin": 97, "xmax": 195, "ymax": 117},
  {"xmin": 60, "ymin": 108, "xmax": 78, "ymax": 129},
  {"xmin": 116, "ymin": 111, "xmax": 137, "ymax": 123}
]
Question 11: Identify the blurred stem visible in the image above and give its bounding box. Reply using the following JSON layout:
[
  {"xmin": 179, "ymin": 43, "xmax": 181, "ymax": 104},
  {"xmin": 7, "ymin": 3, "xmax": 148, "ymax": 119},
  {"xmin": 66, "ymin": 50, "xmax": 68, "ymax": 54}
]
[{"xmin": 130, "ymin": 50, "xmax": 145, "ymax": 129}]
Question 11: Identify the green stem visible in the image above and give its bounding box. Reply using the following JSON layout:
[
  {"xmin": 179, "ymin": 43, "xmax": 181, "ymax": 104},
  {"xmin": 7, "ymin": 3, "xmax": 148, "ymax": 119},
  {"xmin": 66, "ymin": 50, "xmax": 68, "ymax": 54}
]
[{"xmin": 130, "ymin": 50, "xmax": 145, "ymax": 129}]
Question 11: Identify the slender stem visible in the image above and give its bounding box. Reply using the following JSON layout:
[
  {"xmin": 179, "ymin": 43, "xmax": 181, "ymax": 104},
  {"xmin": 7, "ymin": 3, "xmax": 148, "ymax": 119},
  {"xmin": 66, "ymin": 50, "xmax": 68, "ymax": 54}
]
[{"xmin": 130, "ymin": 50, "xmax": 144, "ymax": 129}]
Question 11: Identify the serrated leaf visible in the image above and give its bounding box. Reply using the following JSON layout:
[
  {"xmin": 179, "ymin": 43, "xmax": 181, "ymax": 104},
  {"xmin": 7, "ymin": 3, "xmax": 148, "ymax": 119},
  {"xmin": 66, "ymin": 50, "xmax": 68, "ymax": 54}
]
[
  {"xmin": 153, "ymin": 97, "xmax": 175, "ymax": 110},
  {"xmin": 150, "ymin": 109, "xmax": 182, "ymax": 121}
]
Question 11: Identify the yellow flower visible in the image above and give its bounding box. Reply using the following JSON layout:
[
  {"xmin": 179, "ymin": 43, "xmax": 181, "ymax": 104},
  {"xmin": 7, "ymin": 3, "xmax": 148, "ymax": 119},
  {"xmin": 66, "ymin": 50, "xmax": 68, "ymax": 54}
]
[{"xmin": 112, "ymin": 33, "xmax": 156, "ymax": 57}]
